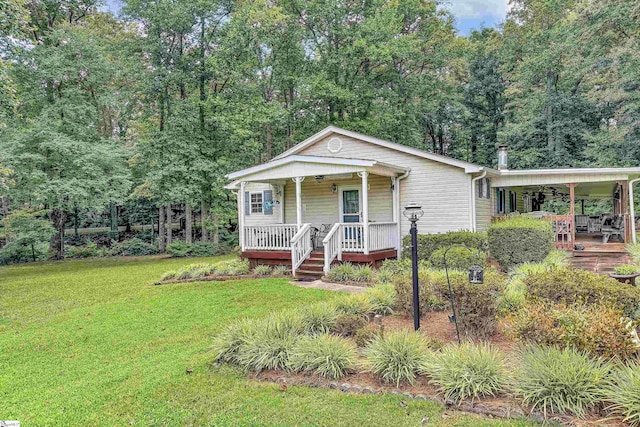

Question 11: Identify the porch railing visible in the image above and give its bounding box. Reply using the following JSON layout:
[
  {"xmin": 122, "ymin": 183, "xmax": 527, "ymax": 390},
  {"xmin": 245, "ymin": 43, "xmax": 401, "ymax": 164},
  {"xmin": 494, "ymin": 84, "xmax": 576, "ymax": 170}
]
[
  {"xmin": 323, "ymin": 223, "xmax": 342, "ymax": 274},
  {"xmin": 369, "ymin": 222, "xmax": 397, "ymax": 252},
  {"xmin": 244, "ymin": 224, "xmax": 298, "ymax": 250},
  {"xmin": 544, "ymin": 215, "xmax": 573, "ymax": 249},
  {"xmin": 291, "ymin": 224, "xmax": 312, "ymax": 277},
  {"xmin": 341, "ymin": 223, "xmax": 365, "ymax": 252}
]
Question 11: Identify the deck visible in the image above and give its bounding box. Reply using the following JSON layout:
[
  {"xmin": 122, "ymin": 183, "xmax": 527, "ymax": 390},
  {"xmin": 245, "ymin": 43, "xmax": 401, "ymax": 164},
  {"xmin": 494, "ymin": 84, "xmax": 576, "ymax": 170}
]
[{"xmin": 570, "ymin": 234, "xmax": 630, "ymax": 274}]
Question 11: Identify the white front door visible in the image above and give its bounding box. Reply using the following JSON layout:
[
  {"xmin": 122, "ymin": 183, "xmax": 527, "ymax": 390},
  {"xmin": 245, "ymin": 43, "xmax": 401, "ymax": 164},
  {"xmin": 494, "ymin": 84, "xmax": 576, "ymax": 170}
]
[{"xmin": 339, "ymin": 188, "xmax": 361, "ymax": 223}]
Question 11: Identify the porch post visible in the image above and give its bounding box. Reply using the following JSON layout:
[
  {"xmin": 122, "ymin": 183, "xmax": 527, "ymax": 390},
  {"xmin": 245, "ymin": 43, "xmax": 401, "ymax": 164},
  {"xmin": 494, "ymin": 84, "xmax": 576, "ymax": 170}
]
[
  {"xmin": 568, "ymin": 183, "xmax": 576, "ymax": 245},
  {"xmin": 294, "ymin": 177, "xmax": 304, "ymax": 229},
  {"xmin": 391, "ymin": 177, "xmax": 400, "ymax": 255},
  {"xmin": 360, "ymin": 171, "xmax": 369, "ymax": 254},
  {"xmin": 630, "ymin": 178, "xmax": 639, "ymax": 243},
  {"xmin": 239, "ymin": 181, "xmax": 246, "ymax": 251}
]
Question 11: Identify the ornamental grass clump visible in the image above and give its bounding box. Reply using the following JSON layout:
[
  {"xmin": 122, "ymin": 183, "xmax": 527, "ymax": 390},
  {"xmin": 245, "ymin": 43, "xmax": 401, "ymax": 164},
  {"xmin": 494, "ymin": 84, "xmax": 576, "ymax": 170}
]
[
  {"xmin": 605, "ymin": 363, "xmax": 640, "ymax": 426},
  {"xmin": 300, "ymin": 302, "xmax": 338, "ymax": 336},
  {"xmin": 352, "ymin": 265, "xmax": 374, "ymax": 283},
  {"xmin": 211, "ymin": 318, "xmax": 261, "ymax": 364},
  {"xmin": 364, "ymin": 284, "xmax": 395, "ymax": 315},
  {"xmin": 513, "ymin": 346, "xmax": 610, "ymax": 418},
  {"xmin": 363, "ymin": 329, "xmax": 430, "ymax": 386},
  {"xmin": 335, "ymin": 294, "xmax": 373, "ymax": 317},
  {"xmin": 421, "ymin": 343, "xmax": 506, "ymax": 403},
  {"xmin": 235, "ymin": 310, "xmax": 302, "ymax": 372},
  {"xmin": 253, "ymin": 265, "xmax": 272, "ymax": 276},
  {"xmin": 272, "ymin": 265, "xmax": 289, "ymax": 276},
  {"xmin": 288, "ymin": 334, "xmax": 357, "ymax": 379},
  {"xmin": 327, "ymin": 263, "xmax": 356, "ymax": 282}
]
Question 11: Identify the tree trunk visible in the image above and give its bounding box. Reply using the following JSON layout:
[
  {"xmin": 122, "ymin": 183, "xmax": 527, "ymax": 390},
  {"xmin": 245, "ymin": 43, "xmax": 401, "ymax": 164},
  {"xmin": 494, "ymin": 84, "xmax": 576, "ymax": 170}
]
[
  {"xmin": 110, "ymin": 202, "xmax": 119, "ymax": 240},
  {"xmin": 50, "ymin": 208, "xmax": 66, "ymax": 260},
  {"xmin": 165, "ymin": 204, "xmax": 172, "ymax": 246},
  {"xmin": 158, "ymin": 206, "xmax": 165, "ymax": 252},
  {"xmin": 211, "ymin": 212, "xmax": 219, "ymax": 245},
  {"xmin": 74, "ymin": 206, "xmax": 79, "ymax": 240},
  {"xmin": 185, "ymin": 204, "xmax": 193, "ymax": 244},
  {"xmin": 201, "ymin": 201, "xmax": 209, "ymax": 242},
  {"xmin": 265, "ymin": 123, "xmax": 273, "ymax": 161}
]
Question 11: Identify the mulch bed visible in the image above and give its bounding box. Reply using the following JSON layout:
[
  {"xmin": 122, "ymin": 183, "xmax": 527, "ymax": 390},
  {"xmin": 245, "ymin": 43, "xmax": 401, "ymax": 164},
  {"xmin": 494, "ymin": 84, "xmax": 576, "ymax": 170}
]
[{"xmin": 153, "ymin": 274, "xmax": 291, "ymax": 286}]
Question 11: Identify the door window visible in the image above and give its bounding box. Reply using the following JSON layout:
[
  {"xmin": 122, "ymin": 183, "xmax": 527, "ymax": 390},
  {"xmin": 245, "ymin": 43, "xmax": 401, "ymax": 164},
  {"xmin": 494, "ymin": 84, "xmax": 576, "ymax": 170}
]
[{"xmin": 342, "ymin": 189, "xmax": 360, "ymax": 223}]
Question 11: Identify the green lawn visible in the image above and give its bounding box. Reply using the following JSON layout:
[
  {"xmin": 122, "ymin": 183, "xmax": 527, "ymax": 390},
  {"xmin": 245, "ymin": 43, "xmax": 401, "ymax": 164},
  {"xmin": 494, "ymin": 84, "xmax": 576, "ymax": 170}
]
[{"xmin": 0, "ymin": 256, "xmax": 536, "ymax": 426}]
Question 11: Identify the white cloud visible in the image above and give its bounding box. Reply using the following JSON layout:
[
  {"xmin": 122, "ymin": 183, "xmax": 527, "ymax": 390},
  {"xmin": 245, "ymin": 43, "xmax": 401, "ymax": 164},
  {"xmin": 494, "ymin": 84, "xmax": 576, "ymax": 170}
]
[{"xmin": 444, "ymin": 0, "xmax": 509, "ymax": 18}]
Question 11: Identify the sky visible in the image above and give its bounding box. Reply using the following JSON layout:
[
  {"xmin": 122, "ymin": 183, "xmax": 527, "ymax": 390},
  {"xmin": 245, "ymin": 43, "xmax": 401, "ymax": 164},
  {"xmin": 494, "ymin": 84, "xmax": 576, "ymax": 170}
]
[{"xmin": 102, "ymin": 0, "xmax": 509, "ymax": 36}]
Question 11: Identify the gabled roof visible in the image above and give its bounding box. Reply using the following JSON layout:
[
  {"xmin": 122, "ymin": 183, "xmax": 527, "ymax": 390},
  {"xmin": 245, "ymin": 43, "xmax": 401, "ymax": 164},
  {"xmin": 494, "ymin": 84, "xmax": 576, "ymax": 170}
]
[{"xmin": 272, "ymin": 126, "xmax": 487, "ymax": 174}]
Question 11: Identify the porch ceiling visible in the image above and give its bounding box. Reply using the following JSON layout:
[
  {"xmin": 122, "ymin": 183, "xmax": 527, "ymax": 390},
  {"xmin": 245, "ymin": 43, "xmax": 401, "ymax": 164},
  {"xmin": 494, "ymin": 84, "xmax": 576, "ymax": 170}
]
[{"xmin": 225, "ymin": 155, "xmax": 408, "ymax": 188}]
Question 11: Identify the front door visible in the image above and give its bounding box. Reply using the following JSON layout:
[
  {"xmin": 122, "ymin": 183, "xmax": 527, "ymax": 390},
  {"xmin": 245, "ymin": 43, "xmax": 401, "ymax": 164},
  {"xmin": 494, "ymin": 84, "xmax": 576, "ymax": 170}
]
[{"xmin": 340, "ymin": 189, "xmax": 360, "ymax": 223}]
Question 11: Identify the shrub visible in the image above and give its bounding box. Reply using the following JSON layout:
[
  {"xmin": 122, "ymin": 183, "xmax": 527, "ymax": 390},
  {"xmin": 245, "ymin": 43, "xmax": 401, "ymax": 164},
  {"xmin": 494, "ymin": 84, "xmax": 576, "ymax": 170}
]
[
  {"xmin": 167, "ymin": 241, "xmax": 192, "ymax": 257},
  {"xmin": 605, "ymin": 363, "xmax": 640, "ymax": 426},
  {"xmin": 253, "ymin": 265, "xmax": 272, "ymax": 276},
  {"xmin": 352, "ymin": 265, "xmax": 374, "ymax": 283},
  {"xmin": 422, "ymin": 343, "xmax": 506, "ymax": 403},
  {"xmin": 627, "ymin": 243, "xmax": 640, "ymax": 265},
  {"xmin": 331, "ymin": 314, "xmax": 367, "ymax": 337},
  {"xmin": 214, "ymin": 258, "xmax": 250, "ymax": 275},
  {"xmin": 288, "ymin": 335, "xmax": 356, "ymax": 379},
  {"xmin": 111, "ymin": 238, "xmax": 157, "ymax": 256},
  {"xmin": 392, "ymin": 270, "xmax": 448, "ymax": 317},
  {"xmin": 300, "ymin": 302, "xmax": 338, "ymax": 336},
  {"xmin": 190, "ymin": 242, "xmax": 219, "ymax": 257},
  {"xmin": 433, "ymin": 270, "xmax": 506, "ymax": 340},
  {"xmin": 364, "ymin": 284, "xmax": 395, "ymax": 315},
  {"xmin": 375, "ymin": 269, "xmax": 394, "ymax": 285},
  {"xmin": 543, "ymin": 250, "xmax": 569, "ymax": 268},
  {"xmin": 212, "ymin": 318, "xmax": 260, "ymax": 364},
  {"xmin": 428, "ymin": 246, "xmax": 487, "ymax": 271},
  {"xmin": 513, "ymin": 346, "xmax": 610, "ymax": 417},
  {"xmin": 354, "ymin": 327, "xmax": 380, "ymax": 347},
  {"xmin": 615, "ymin": 264, "xmax": 640, "ymax": 276},
  {"xmin": 488, "ymin": 217, "xmax": 554, "ymax": 269},
  {"xmin": 0, "ymin": 209, "xmax": 54, "ymax": 264},
  {"xmin": 66, "ymin": 242, "xmax": 99, "ymax": 258},
  {"xmin": 503, "ymin": 303, "xmax": 640, "ymax": 360},
  {"xmin": 335, "ymin": 294, "xmax": 373, "ymax": 317},
  {"xmin": 272, "ymin": 265, "xmax": 289, "ymax": 276},
  {"xmin": 235, "ymin": 311, "xmax": 302, "ymax": 372},
  {"xmin": 524, "ymin": 269, "xmax": 640, "ymax": 319},
  {"xmin": 326, "ymin": 263, "xmax": 356, "ymax": 282},
  {"xmin": 363, "ymin": 329, "xmax": 430, "ymax": 386},
  {"xmin": 402, "ymin": 231, "xmax": 488, "ymax": 261}
]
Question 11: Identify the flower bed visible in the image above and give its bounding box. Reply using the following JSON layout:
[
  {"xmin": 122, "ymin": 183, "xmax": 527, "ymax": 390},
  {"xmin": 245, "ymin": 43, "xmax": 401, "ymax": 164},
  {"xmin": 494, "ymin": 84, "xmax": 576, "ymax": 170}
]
[{"xmin": 156, "ymin": 259, "xmax": 291, "ymax": 284}]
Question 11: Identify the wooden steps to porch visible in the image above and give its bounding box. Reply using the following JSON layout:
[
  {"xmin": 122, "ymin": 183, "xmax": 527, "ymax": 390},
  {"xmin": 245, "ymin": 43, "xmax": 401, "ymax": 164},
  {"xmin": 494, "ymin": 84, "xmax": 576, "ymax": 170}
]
[
  {"xmin": 569, "ymin": 237, "xmax": 631, "ymax": 274},
  {"xmin": 295, "ymin": 250, "xmax": 325, "ymax": 280}
]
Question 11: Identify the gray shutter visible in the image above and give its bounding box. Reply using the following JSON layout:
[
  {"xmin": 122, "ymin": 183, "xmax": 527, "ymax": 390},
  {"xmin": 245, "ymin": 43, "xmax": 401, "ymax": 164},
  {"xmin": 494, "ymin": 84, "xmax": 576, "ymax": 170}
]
[
  {"xmin": 263, "ymin": 190, "xmax": 273, "ymax": 215},
  {"xmin": 244, "ymin": 191, "xmax": 250, "ymax": 216}
]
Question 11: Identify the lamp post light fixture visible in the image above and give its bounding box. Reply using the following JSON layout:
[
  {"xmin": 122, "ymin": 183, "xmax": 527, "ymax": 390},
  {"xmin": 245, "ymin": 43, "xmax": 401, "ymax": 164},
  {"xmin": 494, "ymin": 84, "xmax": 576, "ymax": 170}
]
[
  {"xmin": 403, "ymin": 203, "xmax": 424, "ymax": 331},
  {"xmin": 443, "ymin": 244, "xmax": 484, "ymax": 344}
]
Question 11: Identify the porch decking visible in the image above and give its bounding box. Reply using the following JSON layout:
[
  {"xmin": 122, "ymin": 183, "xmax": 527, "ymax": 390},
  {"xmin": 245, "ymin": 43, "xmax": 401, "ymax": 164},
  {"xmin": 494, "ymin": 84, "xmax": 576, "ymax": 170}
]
[{"xmin": 570, "ymin": 235, "xmax": 631, "ymax": 274}]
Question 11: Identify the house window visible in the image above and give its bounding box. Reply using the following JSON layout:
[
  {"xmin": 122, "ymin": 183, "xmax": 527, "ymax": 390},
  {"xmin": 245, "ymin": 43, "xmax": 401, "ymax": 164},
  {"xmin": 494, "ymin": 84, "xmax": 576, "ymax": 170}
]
[
  {"xmin": 497, "ymin": 188, "xmax": 506, "ymax": 214},
  {"xmin": 477, "ymin": 178, "xmax": 491, "ymax": 199},
  {"xmin": 250, "ymin": 192, "xmax": 263, "ymax": 214}
]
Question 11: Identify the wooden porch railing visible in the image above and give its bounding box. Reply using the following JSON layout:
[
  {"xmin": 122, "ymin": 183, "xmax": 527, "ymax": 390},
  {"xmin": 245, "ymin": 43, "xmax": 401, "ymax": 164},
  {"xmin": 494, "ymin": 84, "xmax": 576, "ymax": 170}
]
[
  {"xmin": 323, "ymin": 223, "xmax": 342, "ymax": 274},
  {"xmin": 544, "ymin": 215, "xmax": 574, "ymax": 249},
  {"xmin": 291, "ymin": 224, "xmax": 312, "ymax": 277},
  {"xmin": 244, "ymin": 224, "xmax": 298, "ymax": 250},
  {"xmin": 369, "ymin": 222, "xmax": 397, "ymax": 252}
]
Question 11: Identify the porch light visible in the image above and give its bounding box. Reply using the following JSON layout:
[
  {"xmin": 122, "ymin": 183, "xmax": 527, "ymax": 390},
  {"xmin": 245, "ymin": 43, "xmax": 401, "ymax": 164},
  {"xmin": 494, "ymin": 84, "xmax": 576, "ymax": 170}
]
[
  {"xmin": 331, "ymin": 184, "xmax": 338, "ymax": 193},
  {"xmin": 403, "ymin": 202, "xmax": 423, "ymax": 331},
  {"xmin": 314, "ymin": 175, "xmax": 325, "ymax": 183},
  {"xmin": 403, "ymin": 203, "xmax": 424, "ymax": 222}
]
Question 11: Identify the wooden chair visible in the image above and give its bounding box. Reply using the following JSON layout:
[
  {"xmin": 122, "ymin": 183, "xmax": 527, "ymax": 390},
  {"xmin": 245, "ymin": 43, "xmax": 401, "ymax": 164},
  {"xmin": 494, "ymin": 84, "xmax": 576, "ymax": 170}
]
[{"xmin": 602, "ymin": 215, "xmax": 624, "ymax": 243}]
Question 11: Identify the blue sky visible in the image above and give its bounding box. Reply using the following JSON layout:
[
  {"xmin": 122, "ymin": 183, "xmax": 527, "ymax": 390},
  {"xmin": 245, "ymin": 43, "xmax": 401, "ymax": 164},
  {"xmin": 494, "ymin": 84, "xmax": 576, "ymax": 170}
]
[{"xmin": 102, "ymin": 0, "xmax": 508, "ymax": 36}]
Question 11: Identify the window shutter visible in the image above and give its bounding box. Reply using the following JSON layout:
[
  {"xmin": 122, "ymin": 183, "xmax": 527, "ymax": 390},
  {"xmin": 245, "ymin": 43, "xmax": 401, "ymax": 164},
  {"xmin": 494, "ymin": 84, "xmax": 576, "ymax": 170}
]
[
  {"xmin": 263, "ymin": 190, "xmax": 273, "ymax": 215},
  {"xmin": 244, "ymin": 191, "xmax": 250, "ymax": 216},
  {"xmin": 484, "ymin": 178, "xmax": 491, "ymax": 199},
  {"xmin": 476, "ymin": 180, "xmax": 482, "ymax": 198}
]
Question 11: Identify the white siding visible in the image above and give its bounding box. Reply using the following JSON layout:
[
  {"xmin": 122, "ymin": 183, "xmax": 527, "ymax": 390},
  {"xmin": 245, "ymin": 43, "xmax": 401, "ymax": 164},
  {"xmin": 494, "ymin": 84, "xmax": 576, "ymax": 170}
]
[
  {"xmin": 476, "ymin": 194, "xmax": 492, "ymax": 232},
  {"xmin": 298, "ymin": 134, "xmax": 473, "ymax": 236},
  {"xmin": 283, "ymin": 174, "xmax": 393, "ymax": 228},
  {"xmin": 243, "ymin": 182, "xmax": 282, "ymax": 226}
]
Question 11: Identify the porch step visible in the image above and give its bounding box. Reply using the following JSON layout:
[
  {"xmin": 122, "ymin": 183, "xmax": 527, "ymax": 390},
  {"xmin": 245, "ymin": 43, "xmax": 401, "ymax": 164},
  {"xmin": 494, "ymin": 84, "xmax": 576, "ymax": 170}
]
[
  {"xmin": 295, "ymin": 269, "xmax": 323, "ymax": 280},
  {"xmin": 569, "ymin": 251, "xmax": 631, "ymax": 275}
]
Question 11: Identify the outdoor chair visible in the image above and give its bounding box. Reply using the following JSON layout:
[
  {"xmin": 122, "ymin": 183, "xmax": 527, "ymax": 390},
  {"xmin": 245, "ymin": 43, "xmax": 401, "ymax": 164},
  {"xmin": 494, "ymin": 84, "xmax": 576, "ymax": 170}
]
[{"xmin": 602, "ymin": 215, "xmax": 624, "ymax": 243}]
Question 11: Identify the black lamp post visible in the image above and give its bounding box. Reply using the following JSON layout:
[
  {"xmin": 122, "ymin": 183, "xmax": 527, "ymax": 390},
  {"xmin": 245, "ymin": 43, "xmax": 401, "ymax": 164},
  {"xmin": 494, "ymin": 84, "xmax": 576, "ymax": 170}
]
[
  {"xmin": 443, "ymin": 244, "xmax": 484, "ymax": 344},
  {"xmin": 403, "ymin": 203, "xmax": 424, "ymax": 331}
]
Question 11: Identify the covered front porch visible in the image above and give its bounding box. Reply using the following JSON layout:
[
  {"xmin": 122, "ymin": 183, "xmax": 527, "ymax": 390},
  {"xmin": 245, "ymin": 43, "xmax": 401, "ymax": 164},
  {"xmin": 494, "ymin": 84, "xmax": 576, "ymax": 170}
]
[{"xmin": 227, "ymin": 155, "xmax": 408, "ymax": 276}]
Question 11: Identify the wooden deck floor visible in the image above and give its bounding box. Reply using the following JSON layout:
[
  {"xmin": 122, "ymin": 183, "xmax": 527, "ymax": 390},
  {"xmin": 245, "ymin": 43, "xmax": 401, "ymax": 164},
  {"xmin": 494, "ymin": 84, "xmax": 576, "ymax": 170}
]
[{"xmin": 570, "ymin": 234, "xmax": 630, "ymax": 274}]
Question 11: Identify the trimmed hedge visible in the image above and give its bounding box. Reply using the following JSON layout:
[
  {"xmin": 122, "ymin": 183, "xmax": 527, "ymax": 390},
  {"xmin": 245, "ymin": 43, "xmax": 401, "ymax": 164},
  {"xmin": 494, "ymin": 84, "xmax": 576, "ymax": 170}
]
[
  {"xmin": 488, "ymin": 217, "xmax": 554, "ymax": 269},
  {"xmin": 428, "ymin": 246, "xmax": 487, "ymax": 270},
  {"xmin": 524, "ymin": 269, "xmax": 640, "ymax": 319},
  {"xmin": 402, "ymin": 231, "xmax": 488, "ymax": 261}
]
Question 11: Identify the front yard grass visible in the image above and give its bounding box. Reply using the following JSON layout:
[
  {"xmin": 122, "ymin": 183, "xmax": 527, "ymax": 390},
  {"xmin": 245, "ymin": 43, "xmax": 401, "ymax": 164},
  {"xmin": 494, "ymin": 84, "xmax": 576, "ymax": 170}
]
[{"xmin": 0, "ymin": 256, "xmax": 535, "ymax": 426}]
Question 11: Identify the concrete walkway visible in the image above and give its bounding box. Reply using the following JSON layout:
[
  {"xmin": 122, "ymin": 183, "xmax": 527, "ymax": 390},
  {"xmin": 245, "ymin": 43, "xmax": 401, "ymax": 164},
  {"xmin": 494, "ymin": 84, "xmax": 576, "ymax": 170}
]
[{"xmin": 291, "ymin": 280, "xmax": 365, "ymax": 294}]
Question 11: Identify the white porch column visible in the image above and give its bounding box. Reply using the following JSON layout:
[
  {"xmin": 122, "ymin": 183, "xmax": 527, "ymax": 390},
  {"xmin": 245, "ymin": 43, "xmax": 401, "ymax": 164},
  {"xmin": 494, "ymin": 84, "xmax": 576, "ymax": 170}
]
[
  {"xmin": 391, "ymin": 177, "xmax": 400, "ymax": 253},
  {"xmin": 360, "ymin": 171, "xmax": 369, "ymax": 254},
  {"xmin": 294, "ymin": 177, "xmax": 304, "ymax": 229},
  {"xmin": 239, "ymin": 181, "xmax": 246, "ymax": 251},
  {"xmin": 630, "ymin": 178, "xmax": 640, "ymax": 243}
]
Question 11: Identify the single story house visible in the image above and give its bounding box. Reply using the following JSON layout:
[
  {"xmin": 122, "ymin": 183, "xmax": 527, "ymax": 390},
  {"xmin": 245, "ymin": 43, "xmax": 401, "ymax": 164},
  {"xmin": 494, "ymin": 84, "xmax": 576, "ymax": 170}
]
[{"xmin": 226, "ymin": 126, "xmax": 640, "ymax": 277}]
